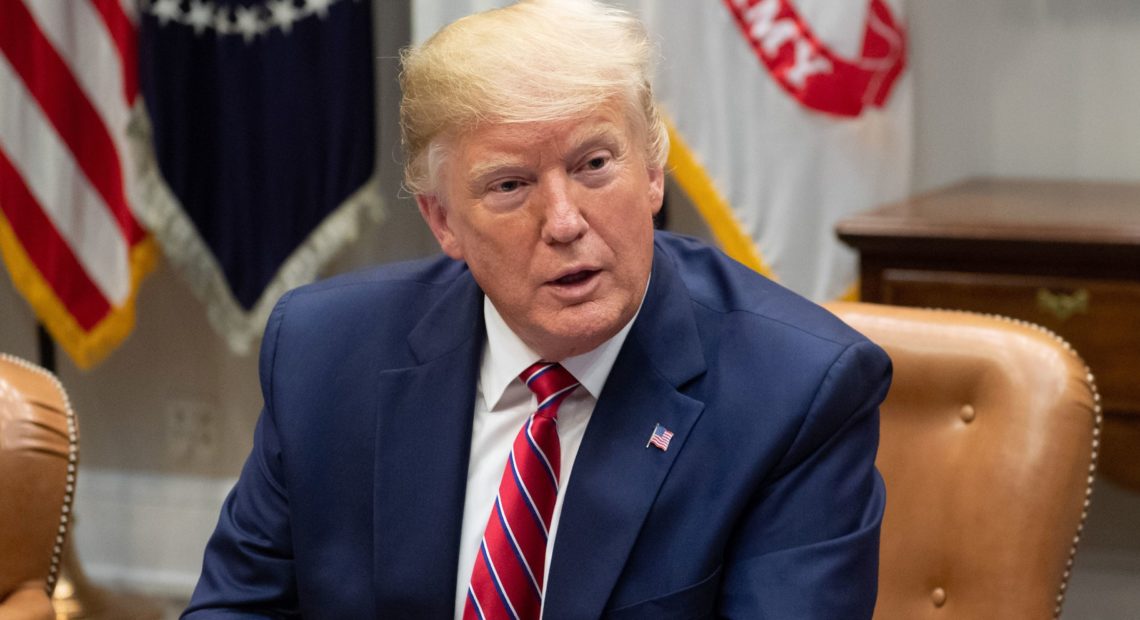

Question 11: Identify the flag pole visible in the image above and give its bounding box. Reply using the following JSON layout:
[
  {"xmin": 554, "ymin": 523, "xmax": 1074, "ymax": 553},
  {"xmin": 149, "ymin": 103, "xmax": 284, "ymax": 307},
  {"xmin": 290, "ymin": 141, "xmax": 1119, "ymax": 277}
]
[{"xmin": 36, "ymin": 322, "xmax": 56, "ymax": 373}]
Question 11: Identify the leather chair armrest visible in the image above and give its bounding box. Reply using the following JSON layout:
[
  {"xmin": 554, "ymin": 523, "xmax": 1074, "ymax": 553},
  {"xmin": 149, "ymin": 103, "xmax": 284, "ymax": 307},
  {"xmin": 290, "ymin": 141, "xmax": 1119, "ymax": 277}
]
[{"xmin": 0, "ymin": 580, "xmax": 55, "ymax": 620}]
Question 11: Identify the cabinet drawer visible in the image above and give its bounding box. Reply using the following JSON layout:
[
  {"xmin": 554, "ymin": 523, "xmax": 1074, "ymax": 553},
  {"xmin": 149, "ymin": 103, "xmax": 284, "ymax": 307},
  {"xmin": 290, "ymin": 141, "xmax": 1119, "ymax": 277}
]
[{"xmin": 878, "ymin": 269, "xmax": 1140, "ymax": 414}]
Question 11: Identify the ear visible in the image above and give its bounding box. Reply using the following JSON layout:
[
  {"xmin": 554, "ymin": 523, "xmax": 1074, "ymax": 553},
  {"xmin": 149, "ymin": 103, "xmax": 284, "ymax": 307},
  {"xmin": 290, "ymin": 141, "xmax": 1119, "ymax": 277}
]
[
  {"xmin": 647, "ymin": 166, "xmax": 665, "ymax": 216},
  {"xmin": 416, "ymin": 194, "xmax": 464, "ymax": 260}
]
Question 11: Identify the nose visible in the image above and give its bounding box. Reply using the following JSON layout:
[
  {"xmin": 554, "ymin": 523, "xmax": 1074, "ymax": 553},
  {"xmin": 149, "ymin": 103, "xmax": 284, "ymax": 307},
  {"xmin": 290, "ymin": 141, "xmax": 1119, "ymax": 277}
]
[{"xmin": 539, "ymin": 173, "xmax": 588, "ymax": 245}]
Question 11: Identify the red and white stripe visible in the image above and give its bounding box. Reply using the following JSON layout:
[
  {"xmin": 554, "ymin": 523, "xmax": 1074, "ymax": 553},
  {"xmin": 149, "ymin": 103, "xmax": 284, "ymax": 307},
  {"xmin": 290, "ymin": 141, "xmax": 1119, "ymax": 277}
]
[{"xmin": 0, "ymin": 0, "xmax": 150, "ymax": 366}]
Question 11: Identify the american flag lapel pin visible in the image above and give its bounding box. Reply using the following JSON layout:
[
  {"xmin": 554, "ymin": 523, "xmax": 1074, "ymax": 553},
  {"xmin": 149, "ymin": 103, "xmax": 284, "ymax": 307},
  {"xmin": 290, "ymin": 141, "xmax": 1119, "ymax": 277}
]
[{"xmin": 646, "ymin": 423, "xmax": 674, "ymax": 452}]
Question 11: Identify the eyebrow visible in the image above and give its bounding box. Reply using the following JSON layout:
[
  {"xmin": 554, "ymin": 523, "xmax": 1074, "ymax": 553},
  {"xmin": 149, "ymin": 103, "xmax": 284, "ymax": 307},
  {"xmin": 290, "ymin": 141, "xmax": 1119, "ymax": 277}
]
[
  {"xmin": 466, "ymin": 158, "xmax": 527, "ymax": 188},
  {"xmin": 568, "ymin": 123, "xmax": 626, "ymax": 159},
  {"xmin": 463, "ymin": 121, "xmax": 628, "ymax": 189}
]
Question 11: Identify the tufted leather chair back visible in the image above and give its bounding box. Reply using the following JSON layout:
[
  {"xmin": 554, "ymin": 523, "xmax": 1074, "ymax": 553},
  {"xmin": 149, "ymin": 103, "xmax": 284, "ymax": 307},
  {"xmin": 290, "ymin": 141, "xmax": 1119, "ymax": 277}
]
[
  {"xmin": 0, "ymin": 353, "xmax": 77, "ymax": 619},
  {"xmin": 825, "ymin": 303, "xmax": 1101, "ymax": 620}
]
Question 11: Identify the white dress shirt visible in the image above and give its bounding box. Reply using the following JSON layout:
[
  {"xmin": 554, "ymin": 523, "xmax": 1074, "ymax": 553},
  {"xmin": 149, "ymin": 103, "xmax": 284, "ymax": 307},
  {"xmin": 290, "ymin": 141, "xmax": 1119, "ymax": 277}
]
[{"xmin": 453, "ymin": 289, "xmax": 645, "ymax": 618}]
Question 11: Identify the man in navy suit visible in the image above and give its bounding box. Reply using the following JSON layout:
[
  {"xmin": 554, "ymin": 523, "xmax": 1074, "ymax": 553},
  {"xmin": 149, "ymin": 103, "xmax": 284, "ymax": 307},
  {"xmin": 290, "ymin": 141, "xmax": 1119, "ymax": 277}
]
[{"xmin": 185, "ymin": 1, "xmax": 890, "ymax": 618}]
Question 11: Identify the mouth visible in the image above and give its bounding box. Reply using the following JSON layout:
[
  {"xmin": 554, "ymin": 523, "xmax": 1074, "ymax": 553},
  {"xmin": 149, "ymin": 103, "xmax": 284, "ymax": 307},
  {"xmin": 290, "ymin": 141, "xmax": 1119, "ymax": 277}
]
[{"xmin": 551, "ymin": 270, "xmax": 598, "ymax": 286}]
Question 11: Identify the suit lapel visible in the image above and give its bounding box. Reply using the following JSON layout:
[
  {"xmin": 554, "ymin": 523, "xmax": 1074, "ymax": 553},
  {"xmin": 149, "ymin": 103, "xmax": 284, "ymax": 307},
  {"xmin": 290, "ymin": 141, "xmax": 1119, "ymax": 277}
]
[
  {"xmin": 372, "ymin": 273, "xmax": 484, "ymax": 617},
  {"xmin": 544, "ymin": 245, "xmax": 708, "ymax": 619}
]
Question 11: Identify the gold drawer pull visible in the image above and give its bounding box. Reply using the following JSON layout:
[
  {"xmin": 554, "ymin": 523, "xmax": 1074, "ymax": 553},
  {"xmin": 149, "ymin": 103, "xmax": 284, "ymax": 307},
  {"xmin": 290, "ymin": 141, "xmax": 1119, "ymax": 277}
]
[{"xmin": 1036, "ymin": 288, "xmax": 1089, "ymax": 321}]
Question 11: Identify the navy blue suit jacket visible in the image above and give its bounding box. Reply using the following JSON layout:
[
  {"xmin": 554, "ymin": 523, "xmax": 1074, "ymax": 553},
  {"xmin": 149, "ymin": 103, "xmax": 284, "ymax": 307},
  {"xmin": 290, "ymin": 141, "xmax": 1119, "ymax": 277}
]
[{"xmin": 185, "ymin": 232, "xmax": 890, "ymax": 619}]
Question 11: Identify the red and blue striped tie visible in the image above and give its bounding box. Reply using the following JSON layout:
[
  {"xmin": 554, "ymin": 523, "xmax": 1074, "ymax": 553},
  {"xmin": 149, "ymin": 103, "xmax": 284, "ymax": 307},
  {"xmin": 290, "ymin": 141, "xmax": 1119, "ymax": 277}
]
[{"xmin": 464, "ymin": 362, "xmax": 579, "ymax": 620}]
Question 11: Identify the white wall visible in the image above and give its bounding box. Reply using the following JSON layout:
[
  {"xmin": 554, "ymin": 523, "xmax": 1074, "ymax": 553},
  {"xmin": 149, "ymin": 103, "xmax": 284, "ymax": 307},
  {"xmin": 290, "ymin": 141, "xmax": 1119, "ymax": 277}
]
[{"xmin": 910, "ymin": 0, "xmax": 1140, "ymax": 191}]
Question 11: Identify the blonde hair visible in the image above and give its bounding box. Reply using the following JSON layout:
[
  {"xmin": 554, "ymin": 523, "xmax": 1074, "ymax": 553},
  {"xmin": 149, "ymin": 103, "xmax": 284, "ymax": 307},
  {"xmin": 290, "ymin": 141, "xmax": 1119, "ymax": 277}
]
[{"xmin": 400, "ymin": 0, "xmax": 668, "ymax": 195}]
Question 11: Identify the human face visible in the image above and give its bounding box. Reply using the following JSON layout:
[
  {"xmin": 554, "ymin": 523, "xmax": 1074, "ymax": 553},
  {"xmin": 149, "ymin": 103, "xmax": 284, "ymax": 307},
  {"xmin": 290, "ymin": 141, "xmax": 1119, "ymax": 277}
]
[{"xmin": 416, "ymin": 103, "xmax": 664, "ymax": 361}]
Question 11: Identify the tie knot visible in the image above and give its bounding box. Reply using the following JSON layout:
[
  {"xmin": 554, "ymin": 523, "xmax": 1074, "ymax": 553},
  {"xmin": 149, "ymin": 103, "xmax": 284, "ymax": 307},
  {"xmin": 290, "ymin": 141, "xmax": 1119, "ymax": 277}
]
[{"xmin": 519, "ymin": 362, "xmax": 579, "ymax": 415}]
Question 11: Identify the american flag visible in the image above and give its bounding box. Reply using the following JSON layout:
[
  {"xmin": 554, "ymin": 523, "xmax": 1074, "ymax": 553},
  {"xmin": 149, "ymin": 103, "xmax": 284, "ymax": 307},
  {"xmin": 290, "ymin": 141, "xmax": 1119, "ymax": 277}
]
[
  {"xmin": 647, "ymin": 423, "xmax": 674, "ymax": 452},
  {"xmin": 0, "ymin": 0, "xmax": 156, "ymax": 369}
]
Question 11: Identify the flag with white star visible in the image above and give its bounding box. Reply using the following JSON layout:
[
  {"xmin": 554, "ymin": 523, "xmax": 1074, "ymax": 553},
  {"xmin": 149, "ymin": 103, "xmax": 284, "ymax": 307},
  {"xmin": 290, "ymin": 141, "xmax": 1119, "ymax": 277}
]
[{"xmin": 135, "ymin": 0, "xmax": 380, "ymax": 354}]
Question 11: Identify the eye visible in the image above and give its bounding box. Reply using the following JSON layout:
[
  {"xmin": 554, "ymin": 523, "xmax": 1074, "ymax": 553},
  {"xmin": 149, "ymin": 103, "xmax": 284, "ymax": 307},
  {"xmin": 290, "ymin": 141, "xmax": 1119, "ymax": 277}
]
[
  {"xmin": 490, "ymin": 179, "xmax": 523, "ymax": 193},
  {"xmin": 583, "ymin": 155, "xmax": 610, "ymax": 171}
]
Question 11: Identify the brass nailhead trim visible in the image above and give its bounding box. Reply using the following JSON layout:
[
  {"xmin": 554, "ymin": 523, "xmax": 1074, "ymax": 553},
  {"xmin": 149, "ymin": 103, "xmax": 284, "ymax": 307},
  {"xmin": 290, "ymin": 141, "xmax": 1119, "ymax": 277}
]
[
  {"xmin": 0, "ymin": 353, "xmax": 79, "ymax": 597},
  {"xmin": 925, "ymin": 310, "xmax": 1102, "ymax": 620}
]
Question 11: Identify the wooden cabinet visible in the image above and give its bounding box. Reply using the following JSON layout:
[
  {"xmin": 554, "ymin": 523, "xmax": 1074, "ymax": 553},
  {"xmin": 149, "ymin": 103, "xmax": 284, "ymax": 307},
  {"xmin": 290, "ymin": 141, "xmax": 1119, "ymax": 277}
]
[{"xmin": 837, "ymin": 178, "xmax": 1140, "ymax": 489}]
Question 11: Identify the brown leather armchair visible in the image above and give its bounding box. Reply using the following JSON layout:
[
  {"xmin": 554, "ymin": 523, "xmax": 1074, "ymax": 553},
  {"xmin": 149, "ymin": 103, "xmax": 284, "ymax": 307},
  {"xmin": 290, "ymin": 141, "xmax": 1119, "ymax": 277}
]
[
  {"xmin": 0, "ymin": 353, "xmax": 78, "ymax": 620},
  {"xmin": 825, "ymin": 303, "xmax": 1101, "ymax": 619}
]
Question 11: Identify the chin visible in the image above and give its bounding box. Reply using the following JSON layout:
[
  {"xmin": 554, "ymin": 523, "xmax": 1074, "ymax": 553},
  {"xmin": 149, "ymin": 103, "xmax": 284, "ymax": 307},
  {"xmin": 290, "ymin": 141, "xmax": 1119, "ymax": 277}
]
[{"xmin": 540, "ymin": 306, "xmax": 630, "ymax": 358}]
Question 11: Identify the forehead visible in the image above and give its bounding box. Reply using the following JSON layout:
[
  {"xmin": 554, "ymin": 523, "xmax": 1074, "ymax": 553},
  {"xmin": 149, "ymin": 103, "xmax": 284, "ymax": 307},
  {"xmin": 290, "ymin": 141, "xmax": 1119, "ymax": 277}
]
[{"xmin": 453, "ymin": 104, "xmax": 638, "ymax": 170}]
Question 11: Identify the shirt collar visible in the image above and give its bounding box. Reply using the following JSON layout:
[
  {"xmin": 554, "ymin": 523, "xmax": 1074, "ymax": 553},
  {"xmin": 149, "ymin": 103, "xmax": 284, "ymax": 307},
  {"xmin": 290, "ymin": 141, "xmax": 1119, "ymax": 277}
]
[{"xmin": 480, "ymin": 274, "xmax": 650, "ymax": 410}]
